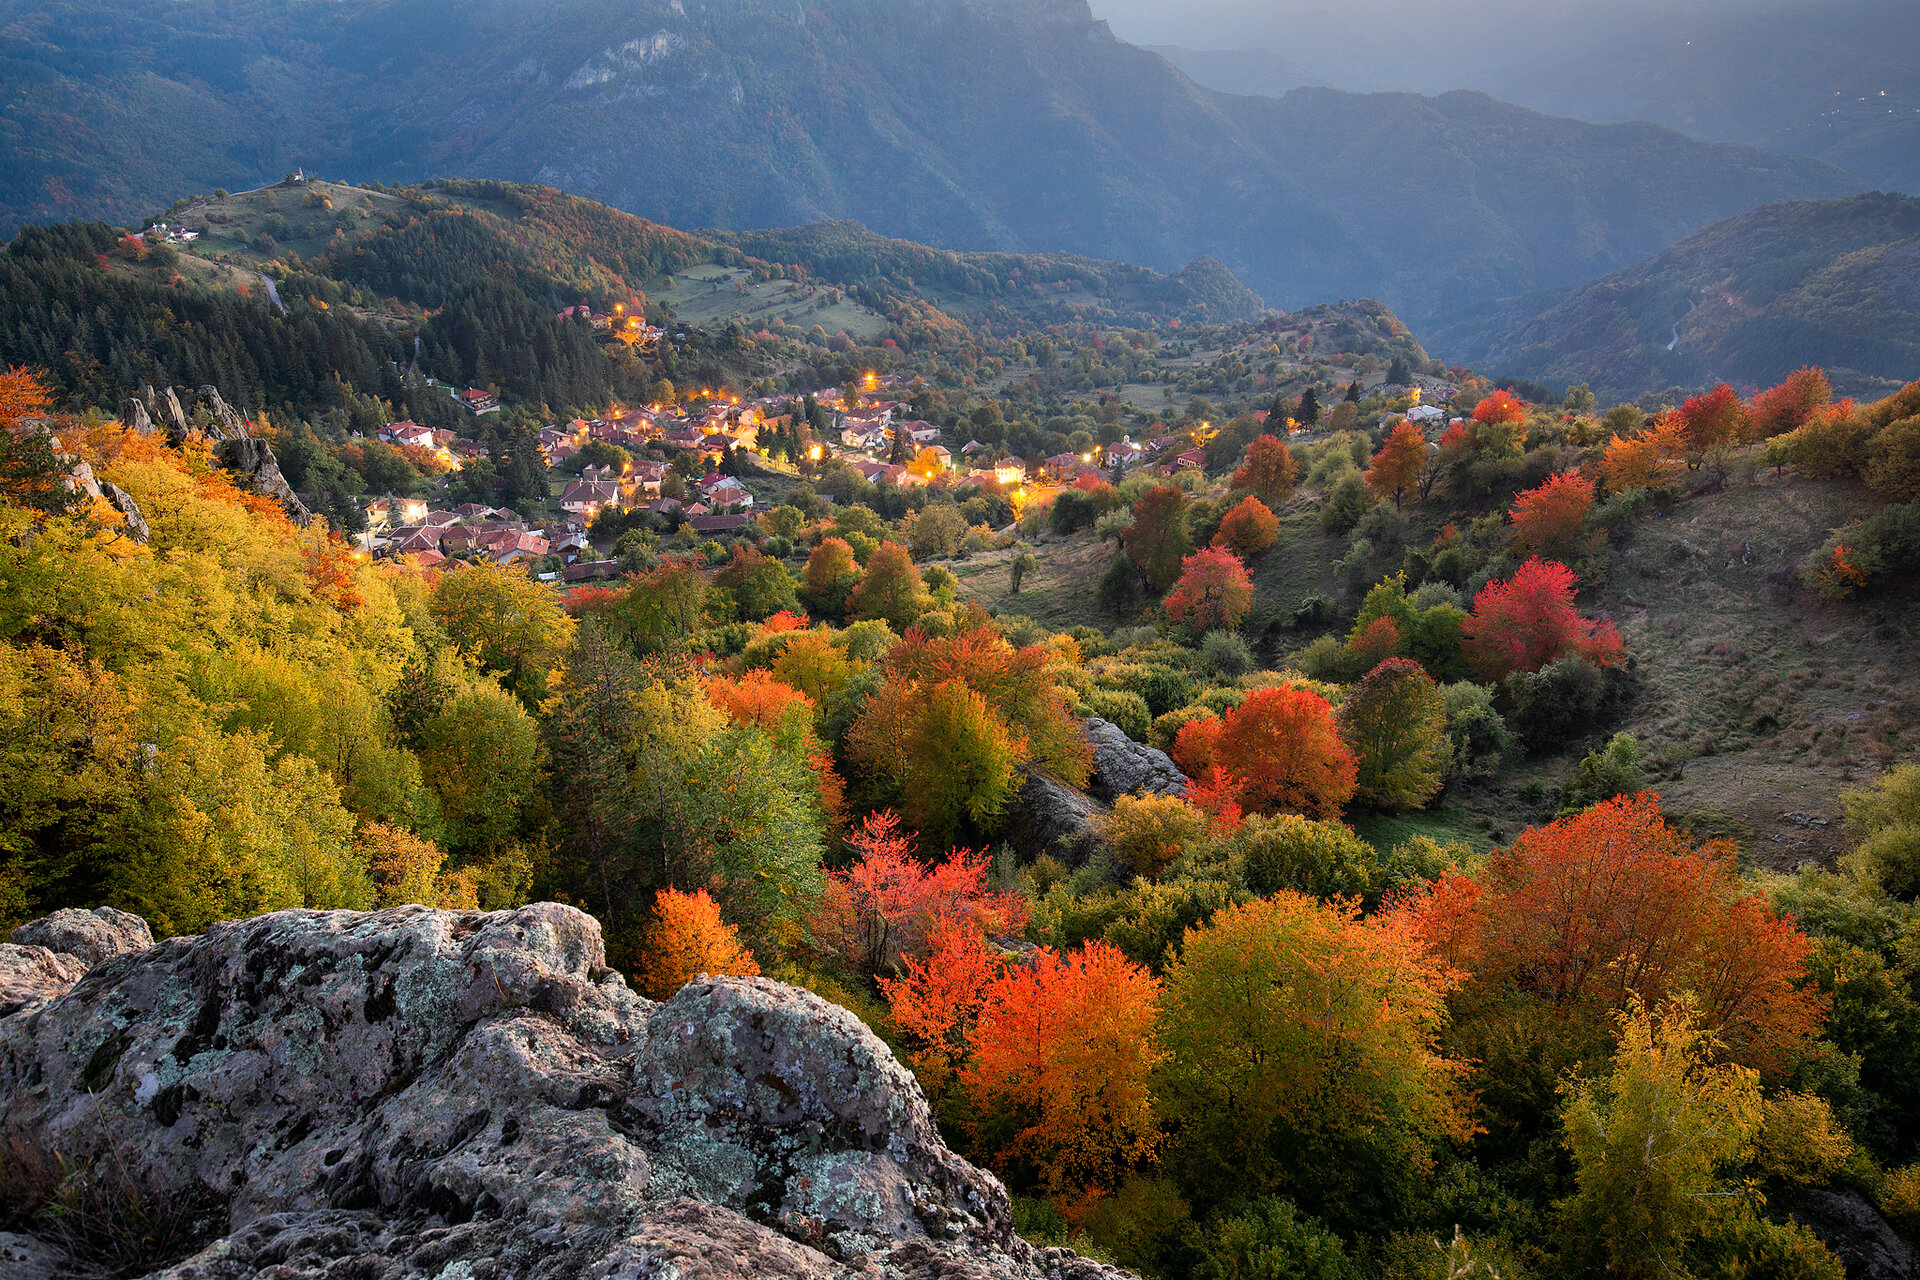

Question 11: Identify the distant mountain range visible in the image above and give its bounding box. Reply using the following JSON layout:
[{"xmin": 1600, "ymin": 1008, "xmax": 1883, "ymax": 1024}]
[
  {"xmin": 1147, "ymin": 46, "xmax": 1325, "ymax": 99},
  {"xmin": 0, "ymin": 0, "xmax": 1863, "ymax": 327},
  {"xmin": 1427, "ymin": 193, "xmax": 1920, "ymax": 401}
]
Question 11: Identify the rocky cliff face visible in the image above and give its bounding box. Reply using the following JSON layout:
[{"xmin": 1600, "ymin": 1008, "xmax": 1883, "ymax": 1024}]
[{"xmin": 0, "ymin": 904, "xmax": 1130, "ymax": 1280}]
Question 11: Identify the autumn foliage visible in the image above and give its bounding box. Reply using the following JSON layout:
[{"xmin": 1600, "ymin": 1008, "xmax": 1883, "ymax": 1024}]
[
  {"xmin": 1508, "ymin": 470, "xmax": 1594, "ymax": 560},
  {"xmin": 704, "ymin": 669, "xmax": 815, "ymax": 732},
  {"xmin": 812, "ymin": 810, "xmax": 1027, "ymax": 975},
  {"xmin": 1231, "ymin": 434, "xmax": 1299, "ymax": 504},
  {"xmin": 1126, "ymin": 484, "xmax": 1193, "ymax": 591},
  {"xmin": 1670, "ymin": 384, "xmax": 1748, "ymax": 454},
  {"xmin": 1365, "ymin": 420, "xmax": 1430, "ymax": 507},
  {"xmin": 1212, "ymin": 494, "xmax": 1279, "ymax": 557},
  {"xmin": 1600, "ymin": 429, "xmax": 1678, "ymax": 494},
  {"xmin": 1461, "ymin": 558, "xmax": 1624, "ymax": 682},
  {"xmin": 1208, "ymin": 686, "xmax": 1357, "ymax": 820},
  {"xmin": 1338, "ymin": 657, "xmax": 1448, "ymax": 811},
  {"xmin": 1407, "ymin": 793, "xmax": 1824, "ymax": 1071},
  {"xmin": 1164, "ymin": 546, "xmax": 1254, "ymax": 632},
  {"xmin": 637, "ymin": 886, "xmax": 761, "ymax": 999},
  {"xmin": 959, "ymin": 941, "xmax": 1164, "ymax": 1204},
  {"xmin": 1748, "ymin": 367, "xmax": 1833, "ymax": 440},
  {"xmin": 0, "ymin": 366, "xmax": 54, "ymax": 427}
]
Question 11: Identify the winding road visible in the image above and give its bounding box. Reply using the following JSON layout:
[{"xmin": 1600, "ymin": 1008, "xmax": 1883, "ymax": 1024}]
[
  {"xmin": 257, "ymin": 273, "xmax": 287, "ymax": 316},
  {"xmin": 1667, "ymin": 297, "xmax": 1697, "ymax": 352}
]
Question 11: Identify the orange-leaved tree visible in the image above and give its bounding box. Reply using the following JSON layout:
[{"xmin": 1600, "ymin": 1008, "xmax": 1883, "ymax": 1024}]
[
  {"xmin": 1164, "ymin": 546, "xmax": 1254, "ymax": 632},
  {"xmin": 1601, "ymin": 430, "xmax": 1679, "ymax": 495},
  {"xmin": 881, "ymin": 922, "xmax": 1002, "ymax": 1086},
  {"xmin": 1407, "ymin": 793, "xmax": 1824, "ymax": 1071},
  {"xmin": 1212, "ymin": 494, "xmax": 1279, "ymax": 557},
  {"xmin": 0, "ymin": 365, "xmax": 54, "ymax": 426},
  {"xmin": 637, "ymin": 886, "xmax": 761, "ymax": 999},
  {"xmin": 703, "ymin": 669, "xmax": 815, "ymax": 734},
  {"xmin": 847, "ymin": 540, "xmax": 924, "ymax": 629},
  {"xmin": 1366, "ymin": 419, "xmax": 1430, "ymax": 508},
  {"xmin": 846, "ymin": 621, "xmax": 1091, "ymax": 841},
  {"xmin": 960, "ymin": 941, "xmax": 1164, "ymax": 1207},
  {"xmin": 1461, "ymin": 558, "xmax": 1623, "ymax": 682},
  {"xmin": 811, "ymin": 810, "xmax": 1028, "ymax": 975},
  {"xmin": 1508, "ymin": 470, "xmax": 1595, "ymax": 561},
  {"xmin": 800, "ymin": 536, "xmax": 862, "ymax": 619},
  {"xmin": 1159, "ymin": 893, "xmax": 1468, "ymax": 1218},
  {"xmin": 1469, "ymin": 389, "xmax": 1529, "ymax": 456},
  {"xmin": 1211, "ymin": 686, "xmax": 1357, "ymax": 820},
  {"xmin": 1232, "ymin": 433, "xmax": 1299, "ymax": 504}
]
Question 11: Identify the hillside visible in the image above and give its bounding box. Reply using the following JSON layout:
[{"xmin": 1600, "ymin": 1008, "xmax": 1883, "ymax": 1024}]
[
  {"xmin": 1431, "ymin": 193, "xmax": 1920, "ymax": 401},
  {"xmin": 1147, "ymin": 45, "xmax": 1326, "ymax": 98},
  {"xmin": 0, "ymin": 0, "xmax": 1862, "ymax": 324}
]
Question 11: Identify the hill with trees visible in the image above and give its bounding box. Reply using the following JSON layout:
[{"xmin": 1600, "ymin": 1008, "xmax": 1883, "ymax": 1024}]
[
  {"xmin": 0, "ymin": 0, "xmax": 1862, "ymax": 325},
  {"xmin": 1432, "ymin": 193, "xmax": 1920, "ymax": 402}
]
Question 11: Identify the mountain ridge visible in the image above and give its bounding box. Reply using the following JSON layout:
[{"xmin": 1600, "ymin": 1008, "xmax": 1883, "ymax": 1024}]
[{"xmin": 0, "ymin": 0, "xmax": 1864, "ymax": 325}]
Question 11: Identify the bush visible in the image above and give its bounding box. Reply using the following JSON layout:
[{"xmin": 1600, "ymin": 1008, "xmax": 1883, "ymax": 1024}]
[
  {"xmin": 1226, "ymin": 813, "xmax": 1379, "ymax": 901},
  {"xmin": 1120, "ymin": 664, "xmax": 1200, "ymax": 717},
  {"xmin": 1291, "ymin": 595, "xmax": 1337, "ymax": 629},
  {"xmin": 1878, "ymin": 1164, "xmax": 1920, "ymax": 1242},
  {"xmin": 1152, "ymin": 704, "xmax": 1219, "ymax": 755},
  {"xmin": 1695, "ymin": 1214, "xmax": 1844, "ymax": 1280},
  {"xmin": 1560, "ymin": 733, "xmax": 1646, "ymax": 812},
  {"xmin": 1321, "ymin": 472, "xmax": 1372, "ymax": 533},
  {"xmin": 1842, "ymin": 764, "xmax": 1920, "ymax": 899},
  {"xmin": 1443, "ymin": 681, "xmax": 1513, "ymax": 779},
  {"xmin": 1085, "ymin": 688, "xmax": 1153, "ymax": 742},
  {"xmin": 1295, "ymin": 635, "xmax": 1353, "ymax": 683},
  {"xmin": 1503, "ymin": 656, "xmax": 1619, "ymax": 750},
  {"xmin": 1094, "ymin": 794, "xmax": 1213, "ymax": 878},
  {"xmin": 1201, "ymin": 630, "xmax": 1257, "ymax": 678},
  {"xmin": 1195, "ymin": 1198, "xmax": 1359, "ymax": 1280}
]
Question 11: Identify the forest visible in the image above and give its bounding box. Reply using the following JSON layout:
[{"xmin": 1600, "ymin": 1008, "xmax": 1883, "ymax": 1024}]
[{"xmin": 10, "ymin": 339, "xmax": 1920, "ymax": 1280}]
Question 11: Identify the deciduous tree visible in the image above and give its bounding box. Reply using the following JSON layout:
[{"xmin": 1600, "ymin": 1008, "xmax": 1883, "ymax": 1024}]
[
  {"xmin": 961, "ymin": 941, "xmax": 1164, "ymax": 1203},
  {"xmin": 848, "ymin": 540, "xmax": 925, "ymax": 629},
  {"xmin": 1232, "ymin": 434, "xmax": 1299, "ymax": 505},
  {"xmin": 1159, "ymin": 894, "xmax": 1466, "ymax": 1223},
  {"xmin": 1748, "ymin": 367, "xmax": 1832, "ymax": 440},
  {"xmin": 1460, "ymin": 558, "xmax": 1623, "ymax": 682},
  {"xmin": 1164, "ymin": 546, "xmax": 1254, "ymax": 632},
  {"xmin": 1508, "ymin": 471, "xmax": 1594, "ymax": 561},
  {"xmin": 1338, "ymin": 658, "xmax": 1448, "ymax": 811},
  {"xmin": 1212, "ymin": 687, "xmax": 1357, "ymax": 821},
  {"xmin": 1126, "ymin": 485, "xmax": 1193, "ymax": 591},
  {"xmin": 1213, "ymin": 494, "xmax": 1279, "ymax": 556},
  {"xmin": 1365, "ymin": 420, "xmax": 1429, "ymax": 508},
  {"xmin": 800, "ymin": 536, "xmax": 862, "ymax": 620},
  {"xmin": 637, "ymin": 886, "xmax": 760, "ymax": 999}
]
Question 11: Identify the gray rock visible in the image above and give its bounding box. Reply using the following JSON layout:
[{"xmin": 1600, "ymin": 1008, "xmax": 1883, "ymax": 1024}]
[
  {"xmin": 1005, "ymin": 768, "xmax": 1107, "ymax": 865},
  {"xmin": 0, "ymin": 904, "xmax": 1132, "ymax": 1280},
  {"xmin": 123, "ymin": 394, "xmax": 156, "ymax": 436},
  {"xmin": 221, "ymin": 435, "xmax": 313, "ymax": 526},
  {"xmin": 1083, "ymin": 717, "xmax": 1189, "ymax": 803},
  {"xmin": 10, "ymin": 905, "xmax": 154, "ymax": 966},
  {"xmin": 196, "ymin": 385, "xmax": 251, "ymax": 442},
  {"xmin": 155, "ymin": 384, "xmax": 190, "ymax": 441},
  {"xmin": 1793, "ymin": 1187, "xmax": 1918, "ymax": 1280},
  {"xmin": 101, "ymin": 480, "xmax": 151, "ymax": 542},
  {"xmin": 0, "ymin": 1232, "xmax": 66, "ymax": 1280},
  {"xmin": 0, "ymin": 943, "xmax": 87, "ymax": 1015}
]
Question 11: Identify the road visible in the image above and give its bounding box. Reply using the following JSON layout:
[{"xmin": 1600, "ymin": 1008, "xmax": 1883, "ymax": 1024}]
[
  {"xmin": 257, "ymin": 273, "xmax": 287, "ymax": 316},
  {"xmin": 1667, "ymin": 297, "xmax": 1697, "ymax": 352}
]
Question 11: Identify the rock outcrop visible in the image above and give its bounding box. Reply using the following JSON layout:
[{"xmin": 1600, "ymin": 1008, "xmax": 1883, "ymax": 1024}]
[
  {"xmin": 1082, "ymin": 717, "xmax": 1189, "ymax": 803},
  {"xmin": 1005, "ymin": 769, "xmax": 1107, "ymax": 865},
  {"xmin": 1793, "ymin": 1188, "xmax": 1919, "ymax": 1280},
  {"xmin": 221, "ymin": 435, "xmax": 313, "ymax": 526},
  {"xmin": 0, "ymin": 944, "xmax": 87, "ymax": 1016},
  {"xmin": 10, "ymin": 905, "xmax": 153, "ymax": 966},
  {"xmin": 0, "ymin": 904, "xmax": 1130, "ymax": 1280}
]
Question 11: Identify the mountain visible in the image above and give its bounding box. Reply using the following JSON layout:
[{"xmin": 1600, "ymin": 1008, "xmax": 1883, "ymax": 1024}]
[
  {"xmin": 1427, "ymin": 192, "xmax": 1920, "ymax": 401},
  {"xmin": 0, "ymin": 0, "xmax": 1863, "ymax": 325},
  {"xmin": 1499, "ymin": 0, "xmax": 1920, "ymax": 197},
  {"xmin": 1146, "ymin": 46, "xmax": 1327, "ymax": 98}
]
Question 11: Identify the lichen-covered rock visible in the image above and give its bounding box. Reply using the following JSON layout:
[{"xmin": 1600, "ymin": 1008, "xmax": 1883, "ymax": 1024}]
[
  {"xmin": 1083, "ymin": 717, "xmax": 1189, "ymax": 803},
  {"xmin": 0, "ymin": 944, "xmax": 88, "ymax": 1016},
  {"xmin": 0, "ymin": 904, "xmax": 1133, "ymax": 1280},
  {"xmin": 10, "ymin": 905, "xmax": 154, "ymax": 966}
]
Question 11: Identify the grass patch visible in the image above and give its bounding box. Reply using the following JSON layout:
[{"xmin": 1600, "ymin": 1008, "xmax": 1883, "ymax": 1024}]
[{"xmin": 1350, "ymin": 805, "xmax": 1499, "ymax": 857}]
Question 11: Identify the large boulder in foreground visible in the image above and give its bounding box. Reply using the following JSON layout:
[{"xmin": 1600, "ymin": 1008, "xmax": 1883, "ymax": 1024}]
[
  {"xmin": 0, "ymin": 904, "xmax": 1129, "ymax": 1280},
  {"xmin": 10, "ymin": 905, "xmax": 153, "ymax": 966}
]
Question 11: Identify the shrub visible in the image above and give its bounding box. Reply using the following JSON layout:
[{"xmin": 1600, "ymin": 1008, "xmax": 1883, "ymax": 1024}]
[
  {"xmin": 1086, "ymin": 688, "xmax": 1153, "ymax": 743},
  {"xmin": 1503, "ymin": 655, "xmax": 1619, "ymax": 750},
  {"xmin": 1196, "ymin": 1198, "xmax": 1359, "ymax": 1280},
  {"xmin": 1095, "ymin": 794, "xmax": 1214, "ymax": 879},
  {"xmin": 1119, "ymin": 664, "xmax": 1200, "ymax": 718},
  {"xmin": 1225, "ymin": 813, "xmax": 1380, "ymax": 901},
  {"xmin": 1201, "ymin": 630, "xmax": 1257, "ymax": 678}
]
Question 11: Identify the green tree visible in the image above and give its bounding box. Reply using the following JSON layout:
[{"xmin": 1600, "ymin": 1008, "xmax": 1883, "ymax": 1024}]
[
  {"xmin": 1126, "ymin": 485, "xmax": 1192, "ymax": 592},
  {"xmin": 429, "ymin": 562, "xmax": 576, "ymax": 707},
  {"xmin": 417, "ymin": 683, "xmax": 540, "ymax": 859},
  {"xmin": 1337, "ymin": 657, "xmax": 1448, "ymax": 811}
]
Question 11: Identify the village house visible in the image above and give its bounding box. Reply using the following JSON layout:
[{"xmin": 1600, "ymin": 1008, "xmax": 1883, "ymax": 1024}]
[
  {"xmin": 1105, "ymin": 439, "xmax": 1147, "ymax": 470},
  {"xmin": 992, "ymin": 460, "xmax": 1026, "ymax": 485},
  {"xmin": 559, "ymin": 480, "xmax": 622, "ymax": 519},
  {"xmin": 689, "ymin": 514, "xmax": 752, "ymax": 535},
  {"xmin": 455, "ymin": 388, "xmax": 499, "ymax": 414},
  {"xmin": 1043, "ymin": 453, "xmax": 1084, "ymax": 480}
]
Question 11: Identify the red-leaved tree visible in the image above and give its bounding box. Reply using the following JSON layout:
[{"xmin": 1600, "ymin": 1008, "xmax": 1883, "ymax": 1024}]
[
  {"xmin": 811, "ymin": 810, "xmax": 1028, "ymax": 976},
  {"xmin": 1213, "ymin": 494, "xmax": 1279, "ymax": 557},
  {"xmin": 1671, "ymin": 384, "xmax": 1748, "ymax": 456},
  {"xmin": 1461, "ymin": 558, "xmax": 1623, "ymax": 681},
  {"xmin": 1164, "ymin": 546, "xmax": 1254, "ymax": 631},
  {"xmin": 1747, "ymin": 367, "xmax": 1832, "ymax": 441}
]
